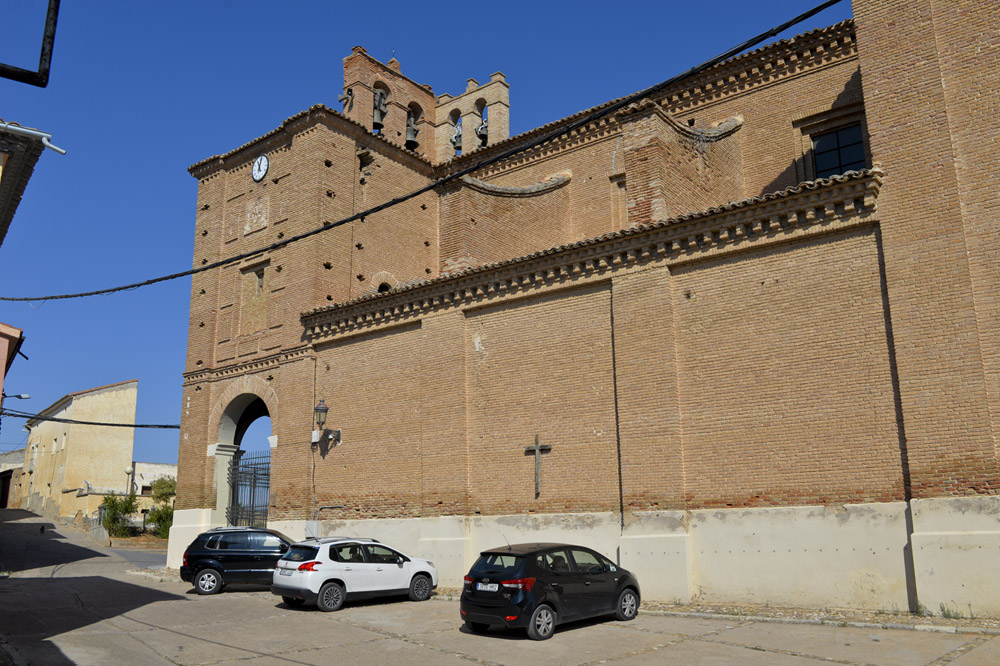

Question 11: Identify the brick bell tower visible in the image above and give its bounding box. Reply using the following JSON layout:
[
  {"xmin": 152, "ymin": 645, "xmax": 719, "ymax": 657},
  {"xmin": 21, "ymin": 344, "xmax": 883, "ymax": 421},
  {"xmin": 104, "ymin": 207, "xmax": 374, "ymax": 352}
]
[{"xmin": 340, "ymin": 46, "xmax": 510, "ymax": 164}]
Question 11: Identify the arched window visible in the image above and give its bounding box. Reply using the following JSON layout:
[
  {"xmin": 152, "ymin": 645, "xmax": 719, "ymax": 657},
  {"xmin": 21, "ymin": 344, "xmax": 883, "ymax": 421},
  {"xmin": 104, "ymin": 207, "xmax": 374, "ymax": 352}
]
[
  {"xmin": 406, "ymin": 102, "xmax": 423, "ymax": 151},
  {"xmin": 475, "ymin": 98, "xmax": 488, "ymax": 147},
  {"xmin": 449, "ymin": 109, "xmax": 463, "ymax": 156},
  {"xmin": 372, "ymin": 81, "xmax": 391, "ymax": 133}
]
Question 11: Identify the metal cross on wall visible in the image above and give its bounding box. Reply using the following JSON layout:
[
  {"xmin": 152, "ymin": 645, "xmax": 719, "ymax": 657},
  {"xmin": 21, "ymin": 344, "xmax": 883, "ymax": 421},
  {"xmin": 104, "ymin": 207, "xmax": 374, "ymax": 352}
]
[{"xmin": 524, "ymin": 434, "xmax": 552, "ymax": 498}]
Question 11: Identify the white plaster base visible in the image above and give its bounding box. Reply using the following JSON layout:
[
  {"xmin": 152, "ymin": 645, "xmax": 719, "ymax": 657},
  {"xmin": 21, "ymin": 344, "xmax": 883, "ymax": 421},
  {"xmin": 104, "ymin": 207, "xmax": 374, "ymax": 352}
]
[
  {"xmin": 166, "ymin": 508, "xmax": 216, "ymax": 569},
  {"xmin": 163, "ymin": 499, "xmax": 1000, "ymax": 616},
  {"xmin": 911, "ymin": 496, "xmax": 1000, "ymax": 617}
]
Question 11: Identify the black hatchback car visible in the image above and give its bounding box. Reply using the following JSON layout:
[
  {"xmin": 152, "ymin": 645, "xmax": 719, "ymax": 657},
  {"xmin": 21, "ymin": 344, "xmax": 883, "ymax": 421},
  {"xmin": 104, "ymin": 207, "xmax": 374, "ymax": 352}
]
[
  {"xmin": 180, "ymin": 527, "xmax": 292, "ymax": 594},
  {"xmin": 460, "ymin": 543, "xmax": 640, "ymax": 640}
]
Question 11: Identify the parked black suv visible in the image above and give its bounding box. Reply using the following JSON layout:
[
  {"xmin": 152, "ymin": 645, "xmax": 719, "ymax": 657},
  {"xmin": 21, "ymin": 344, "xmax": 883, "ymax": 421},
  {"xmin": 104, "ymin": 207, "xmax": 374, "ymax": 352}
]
[
  {"xmin": 460, "ymin": 543, "xmax": 640, "ymax": 640},
  {"xmin": 180, "ymin": 527, "xmax": 292, "ymax": 594}
]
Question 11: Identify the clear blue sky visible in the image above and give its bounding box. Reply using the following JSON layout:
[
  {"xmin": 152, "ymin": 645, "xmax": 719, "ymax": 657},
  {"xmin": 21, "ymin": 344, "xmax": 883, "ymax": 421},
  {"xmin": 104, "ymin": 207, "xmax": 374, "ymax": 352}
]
[{"xmin": 0, "ymin": 0, "xmax": 852, "ymax": 463}]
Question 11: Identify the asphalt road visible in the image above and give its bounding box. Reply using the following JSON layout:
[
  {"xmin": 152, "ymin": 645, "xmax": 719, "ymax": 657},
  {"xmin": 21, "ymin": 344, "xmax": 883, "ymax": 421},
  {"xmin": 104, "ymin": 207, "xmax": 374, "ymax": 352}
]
[{"xmin": 1, "ymin": 508, "xmax": 998, "ymax": 666}]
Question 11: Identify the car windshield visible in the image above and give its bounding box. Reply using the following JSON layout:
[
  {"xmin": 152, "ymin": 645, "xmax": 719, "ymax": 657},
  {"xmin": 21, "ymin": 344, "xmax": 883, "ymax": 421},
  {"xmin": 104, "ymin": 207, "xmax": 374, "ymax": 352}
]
[
  {"xmin": 282, "ymin": 545, "xmax": 319, "ymax": 562},
  {"xmin": 470, "ymin": 553, "xmax": 525, "ymax": 576}
]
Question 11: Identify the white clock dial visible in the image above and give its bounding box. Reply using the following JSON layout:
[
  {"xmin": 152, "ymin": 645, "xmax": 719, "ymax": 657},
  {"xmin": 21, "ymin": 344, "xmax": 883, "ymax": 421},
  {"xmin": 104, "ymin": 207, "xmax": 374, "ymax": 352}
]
[{"xmin": 252, "ymin": 155, "xmax": 269, "ymax": 182}]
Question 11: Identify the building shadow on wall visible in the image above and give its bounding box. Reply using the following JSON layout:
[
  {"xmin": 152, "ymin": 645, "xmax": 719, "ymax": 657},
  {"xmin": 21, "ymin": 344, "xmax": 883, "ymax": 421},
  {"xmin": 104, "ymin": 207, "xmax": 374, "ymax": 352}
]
[
  {"xmin": 760, "ymin": 68, "xmax": 865, "ymax": 197},
  {"xmin": 0, "ymin": 509, "xmax": 107, "ymax": 573},
  {"xmin": 0, "ymin": 575, "xmax": 185, "ymax": 666}
]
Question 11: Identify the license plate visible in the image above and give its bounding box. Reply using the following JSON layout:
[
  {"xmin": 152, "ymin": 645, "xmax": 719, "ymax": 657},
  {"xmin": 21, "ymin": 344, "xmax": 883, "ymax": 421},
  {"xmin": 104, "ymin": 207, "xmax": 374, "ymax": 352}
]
[
  {"xmin": 279, "ymin": 568, "xmax": 293, "ymax": 576},
  {"xmin": 476, "ymin": 582, "xmax": 498, "ymax": 592}
]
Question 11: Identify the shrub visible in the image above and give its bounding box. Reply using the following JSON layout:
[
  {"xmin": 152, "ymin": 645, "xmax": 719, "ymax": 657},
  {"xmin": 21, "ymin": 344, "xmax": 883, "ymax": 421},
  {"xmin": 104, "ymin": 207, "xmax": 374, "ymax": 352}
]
[
  {"xmin": 102, "ymin": 493, "xmax": 139, "ymax": 538},
  {"xmin": 148, "ymin": 476, "xmax": 176, "ymax": 538}
]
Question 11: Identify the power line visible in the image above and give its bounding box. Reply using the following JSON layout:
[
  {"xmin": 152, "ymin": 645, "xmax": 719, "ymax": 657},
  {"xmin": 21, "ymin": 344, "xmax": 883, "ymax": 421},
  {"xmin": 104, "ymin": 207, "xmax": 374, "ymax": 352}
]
[
  {"xmin": 0, "ymin": 0, "xmax": 844, "ymax": 303},
  {"xmin": 1, "ymin": 408, "xmax": 180, "ymax": 429}
]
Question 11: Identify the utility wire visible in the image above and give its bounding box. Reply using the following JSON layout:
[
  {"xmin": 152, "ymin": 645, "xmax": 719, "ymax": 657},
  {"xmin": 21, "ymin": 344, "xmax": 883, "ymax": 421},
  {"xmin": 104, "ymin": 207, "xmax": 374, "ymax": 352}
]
[
  {"xmin": 0, "ymin": 408, "xmax": 180, "ymax": 429},
  {"xmin": 0, "ymin": 0, "xmax": 843, "ymax": 303}
]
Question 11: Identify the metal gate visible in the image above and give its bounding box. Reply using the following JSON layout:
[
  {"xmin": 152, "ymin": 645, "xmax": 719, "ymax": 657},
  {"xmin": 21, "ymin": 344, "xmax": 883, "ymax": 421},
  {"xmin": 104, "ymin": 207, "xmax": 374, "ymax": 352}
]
[{"xmin": 227, "ymin": 449, "xmax": 270, "ymax": 527}]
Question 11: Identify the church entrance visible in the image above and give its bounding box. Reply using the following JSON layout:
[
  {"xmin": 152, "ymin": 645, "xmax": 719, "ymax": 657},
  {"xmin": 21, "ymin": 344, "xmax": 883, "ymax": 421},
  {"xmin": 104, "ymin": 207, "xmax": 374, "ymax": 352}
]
[{"xmin": 218, "ymin": 394, "xmax": 272, "ymax": 527}]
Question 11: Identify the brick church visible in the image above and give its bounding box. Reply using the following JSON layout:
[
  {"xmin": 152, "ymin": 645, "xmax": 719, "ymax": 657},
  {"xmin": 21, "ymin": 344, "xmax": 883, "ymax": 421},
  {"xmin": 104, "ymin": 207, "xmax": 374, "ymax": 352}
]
[{"xmin": 169, "ymin": 1, "xmax": 1000, "ymax": 615}]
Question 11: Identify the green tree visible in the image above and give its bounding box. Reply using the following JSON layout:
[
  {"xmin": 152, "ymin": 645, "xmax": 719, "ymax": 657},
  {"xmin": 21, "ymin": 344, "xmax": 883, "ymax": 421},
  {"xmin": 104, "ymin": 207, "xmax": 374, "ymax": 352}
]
[
  {"xmin": 102, "ymin": 493, "xmax": 138, "ymax": 538},
  {"xmin": 148, "ymin": 476, "xmax": 176, "ymax": 538}
]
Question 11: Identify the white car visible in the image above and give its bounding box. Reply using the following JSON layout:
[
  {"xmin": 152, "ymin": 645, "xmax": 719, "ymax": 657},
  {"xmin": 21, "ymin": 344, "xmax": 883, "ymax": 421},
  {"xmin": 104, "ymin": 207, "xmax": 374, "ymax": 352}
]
[{"xmin": 271, "ymin": 537, "xmax": 438, "ymax": 611}]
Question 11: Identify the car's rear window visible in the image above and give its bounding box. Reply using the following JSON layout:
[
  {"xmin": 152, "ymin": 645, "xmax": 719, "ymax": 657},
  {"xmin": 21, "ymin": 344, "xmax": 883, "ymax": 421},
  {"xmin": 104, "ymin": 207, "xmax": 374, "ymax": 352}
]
[
  {"xmin": 283, "ymin": 545, "xmax": 319, "ymax": 562},
  {"xmin": 470, "ymin": 553, "xmax": 526, "ymax": 576}
]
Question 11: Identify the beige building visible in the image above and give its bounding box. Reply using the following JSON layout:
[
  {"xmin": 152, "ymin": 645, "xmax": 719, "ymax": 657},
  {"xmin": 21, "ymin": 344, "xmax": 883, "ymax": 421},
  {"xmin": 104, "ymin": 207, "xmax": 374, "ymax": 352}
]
[{"xmin": 18, "ymin": 380, "xmax": 139, "ymax": 521}]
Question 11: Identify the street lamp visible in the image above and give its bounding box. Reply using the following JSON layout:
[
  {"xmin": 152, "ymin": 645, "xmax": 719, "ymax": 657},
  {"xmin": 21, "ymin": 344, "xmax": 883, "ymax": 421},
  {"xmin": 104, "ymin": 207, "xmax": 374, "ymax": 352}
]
[
  {"xmin": 314, "ymin": 399, "xmax": 328, "ymax": 430},
  {"xmin": 2, "ymin": 393, "xmax": 29, "ymax": 400},
  {"xmin": 124, "ymin": 465, "xmax": 133, "ymax": 495}
]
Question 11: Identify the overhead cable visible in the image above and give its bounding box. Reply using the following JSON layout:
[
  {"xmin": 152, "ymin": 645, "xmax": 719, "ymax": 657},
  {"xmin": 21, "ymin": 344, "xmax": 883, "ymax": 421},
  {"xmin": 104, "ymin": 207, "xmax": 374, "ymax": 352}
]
[
  {"xmin": 0, "ymin": 0, "xmax": 844, "ymax": 303},
  {"xmin": 1, "ymin": 408, "xmax": 180, "ymax": 429}
]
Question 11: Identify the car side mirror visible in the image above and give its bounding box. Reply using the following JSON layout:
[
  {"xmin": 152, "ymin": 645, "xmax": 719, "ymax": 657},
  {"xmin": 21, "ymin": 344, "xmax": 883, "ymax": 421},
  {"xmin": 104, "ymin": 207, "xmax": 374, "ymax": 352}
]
[
  {"xmin": 280, "ymin": 543, "xmax": 289, "ymax": 553},
  {"xmin": 589, "ymin": 565, "xmax": 603, "ymax": 575}
]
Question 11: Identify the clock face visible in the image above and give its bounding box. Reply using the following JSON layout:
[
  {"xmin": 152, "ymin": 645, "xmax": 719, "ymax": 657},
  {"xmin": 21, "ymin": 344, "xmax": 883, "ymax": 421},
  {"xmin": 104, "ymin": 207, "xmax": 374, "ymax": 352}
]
[{"xmin": 252, "ymin": 155, "xmax": 269, "ymax": 182}]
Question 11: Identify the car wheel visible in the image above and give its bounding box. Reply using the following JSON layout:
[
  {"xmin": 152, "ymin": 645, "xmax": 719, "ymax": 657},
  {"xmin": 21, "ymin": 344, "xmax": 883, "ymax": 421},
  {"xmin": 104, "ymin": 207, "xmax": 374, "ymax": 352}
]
[
  {"xmin": 282, "ymin": 596, "xmax": 305, "ymax": 608},
  {"xmin": 408, "ymin": 574, "xmax": 432, "ymax": 601},
  {"xmin": 316, "ymin": 582, "xmax": 345, "ymax": 612},
  {"xmin": 465, "ymin": 620, "xmax": 489, "ymax": 634},
  {"xmin": 195, "ymin": 568, "xmax": 223, "ymax": 595},
  {"xmin": 616, "ymin": 588, "xmax": 639, "ymax": 621},
  {"xmin": 526, "ymin": 604, "xmax": 556, "ymax": 640}
]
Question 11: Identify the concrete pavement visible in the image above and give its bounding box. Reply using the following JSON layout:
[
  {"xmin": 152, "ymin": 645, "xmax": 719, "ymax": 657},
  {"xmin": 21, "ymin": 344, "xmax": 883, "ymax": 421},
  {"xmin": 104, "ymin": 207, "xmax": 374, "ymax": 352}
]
[{"xmin": 2, "ymin": 508, "xmax": 999, "ymax": 665}]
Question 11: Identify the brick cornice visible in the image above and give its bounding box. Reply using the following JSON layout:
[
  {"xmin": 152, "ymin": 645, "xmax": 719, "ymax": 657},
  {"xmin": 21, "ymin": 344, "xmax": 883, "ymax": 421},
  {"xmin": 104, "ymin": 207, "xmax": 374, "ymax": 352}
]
[
  {"xmin": 182, "ymin": 346, "xmax": 312, "ymax": 384},
  {"xmin": 303, "ymin": 170, "xmax": 883, "ymax": 343},
  {"xmin": 660, "ymin": 20, "xmax": 857, "ymax": 112}
]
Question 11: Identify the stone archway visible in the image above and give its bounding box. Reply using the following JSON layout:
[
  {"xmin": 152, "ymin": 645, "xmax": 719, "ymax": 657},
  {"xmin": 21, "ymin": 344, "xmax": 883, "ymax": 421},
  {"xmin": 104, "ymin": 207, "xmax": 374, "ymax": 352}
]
[{"xmin": 206, "ymin": 376, "xmax": 278, "ymax": 525}]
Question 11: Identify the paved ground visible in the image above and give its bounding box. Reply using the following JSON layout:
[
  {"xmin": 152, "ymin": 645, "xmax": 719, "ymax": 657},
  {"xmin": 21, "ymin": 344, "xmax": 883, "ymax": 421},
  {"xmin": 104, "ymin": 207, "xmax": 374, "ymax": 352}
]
[{"xmin": 2, "ymin": 508, "xmax": 999, "ymax": 666}]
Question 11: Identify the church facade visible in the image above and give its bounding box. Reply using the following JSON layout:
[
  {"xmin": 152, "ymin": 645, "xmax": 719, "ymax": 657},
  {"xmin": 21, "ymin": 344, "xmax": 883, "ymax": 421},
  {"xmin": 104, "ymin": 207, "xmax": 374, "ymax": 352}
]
[{"xmin": 169, "ymin": 0, "xmax": 1000, "ymax": 615}]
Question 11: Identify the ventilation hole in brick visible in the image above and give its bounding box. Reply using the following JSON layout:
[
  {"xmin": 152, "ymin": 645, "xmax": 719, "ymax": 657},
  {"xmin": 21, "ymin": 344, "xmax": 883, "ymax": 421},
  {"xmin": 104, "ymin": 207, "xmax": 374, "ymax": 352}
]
[
  {"xmin": 275, "ymin": 265, "xmax": 282, "ymax": 272},
  {"xmin": 277, "ymin": 232, "xmax": 284, "ymax": 239},
  {"xmin": 271, "ymin": 178, "xmax": 279, "ymax": 184},
  {"xmin": 266, "ymin": 374, "xmax": 273, "ymax": 381},
  {"xmin": 199, "ymin": 289, "xmax": 206, "ymax": 295},
  {"xmin": 201, "ymin": 204, "xmax": 210, "ymax": 210},
  {"xmin": 201, "ymin": 229, "xmax": 208, "ymax": 236},
  {"xmin": 359, "ymin": 177, "xmax": 366, "ymax": 185},
  {"xmin": 326, "ymin": 295, "xmax": 333, "ymax": 301},
  {"xmin": 425, "ymin": 268, "xmax": 432, "ymax": 274},
  {"xmin": 325, "ymin": 159, "xmax": 333, "ymax": 167},
  {"xmin": 323, "ymin": 262, "xmax": 332, "ymax": 269},
  {"xmin": 420, "ymin": 204, "xmax": 427, "ymax": 210},
  {"xmin": 195, "ymin": 386, "xmax": 202, "ymax": 391},
  {"xmin": 424, "ymin": 240, "xmax": 430, "ymax": 247},
  {"xmin": 326, "ymin": 190, "xmax": 335, "ymax": 198},
  {"xmin": 377, "ymin": 283, "xmax": 391, "ymax": 293},
  {"xmin": 684, "ymin": 290, "xmax": 692, "ymax": 299},
  {"xmin": 357, "ymin": 274, "xmax": 365, "ymax": 281},
  {"xmin": 201, "ymin": 258, "xmax": 208, "ymax": 265},
  {"xmin": 355, "ymin": 242, "xmax": 364, "ymax": 250},
  {"xmin": 323, "ymin": 220, "xmax": 332, "ymax": 227},
  {"xmin": 687, "ymin": 118, "xmax": 696, "ymax": 127},
  {"xmin": 196, "ymin": 360, "xmax": 203, "ymax": 366},
  {"xmin": 198, "ymin": 322, "xmax": 205, "ymax": 328}
]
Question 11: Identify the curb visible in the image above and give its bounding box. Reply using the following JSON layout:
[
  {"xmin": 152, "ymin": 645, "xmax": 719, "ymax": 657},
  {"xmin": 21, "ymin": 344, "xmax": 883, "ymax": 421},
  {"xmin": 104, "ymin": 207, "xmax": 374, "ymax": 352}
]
[{"xmin": 640, "ymin": 609, "xmax": 1000, "ymax": 636}]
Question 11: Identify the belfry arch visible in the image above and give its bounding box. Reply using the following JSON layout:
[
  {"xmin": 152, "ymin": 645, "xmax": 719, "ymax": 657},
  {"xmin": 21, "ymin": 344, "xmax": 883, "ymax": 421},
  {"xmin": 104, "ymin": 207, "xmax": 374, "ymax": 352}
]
[{"xmin": 207, "ymin": 376, "xmax": 278, "ymax": 526}]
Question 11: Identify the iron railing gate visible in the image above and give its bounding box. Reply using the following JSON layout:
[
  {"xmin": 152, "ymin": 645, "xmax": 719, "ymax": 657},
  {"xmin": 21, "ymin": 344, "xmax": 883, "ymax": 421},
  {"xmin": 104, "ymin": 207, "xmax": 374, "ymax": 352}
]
[{"xmin": 227, "ymin": 449, "xmax": 270, "ymax": 527}]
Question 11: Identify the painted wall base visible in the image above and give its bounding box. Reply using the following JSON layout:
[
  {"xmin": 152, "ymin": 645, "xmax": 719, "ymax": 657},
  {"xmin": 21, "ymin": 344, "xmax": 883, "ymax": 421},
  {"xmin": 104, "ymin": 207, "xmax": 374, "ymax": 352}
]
[
  {"xmin": 911, "ymin": 496, "xmax": 1000, "ymax": 618},
  {"xmin": 165, "ymin": 498, "xmax": 1000, "ymax": 616}
]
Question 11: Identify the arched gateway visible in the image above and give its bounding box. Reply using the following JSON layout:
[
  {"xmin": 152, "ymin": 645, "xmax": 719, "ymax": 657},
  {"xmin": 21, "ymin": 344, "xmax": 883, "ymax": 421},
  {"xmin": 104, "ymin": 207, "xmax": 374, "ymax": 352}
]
[{"xmin": 208, "ymin": 377, "xmax": 278, "ymax": 528}]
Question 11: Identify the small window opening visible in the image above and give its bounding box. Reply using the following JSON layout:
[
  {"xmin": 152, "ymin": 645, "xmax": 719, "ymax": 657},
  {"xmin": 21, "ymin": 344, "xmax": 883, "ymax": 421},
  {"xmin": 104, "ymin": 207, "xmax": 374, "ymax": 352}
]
[
  {"xmin": 377, "ymin": 282, "xmax": 392, "ymax": 293},
  {"xmin": 812, "ymin": 123, "xmax": 866, "ymax": 179},
  {"xmin": 255, "ymin": 269, "xmax": 265, "ymax": 294}
]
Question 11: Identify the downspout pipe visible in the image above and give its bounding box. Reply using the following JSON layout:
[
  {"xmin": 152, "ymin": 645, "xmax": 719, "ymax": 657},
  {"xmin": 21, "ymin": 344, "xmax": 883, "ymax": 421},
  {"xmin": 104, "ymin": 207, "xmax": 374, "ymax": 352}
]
[{"xmin": 0, "ymin": 121, "xmax": 66, "ymax": 155}]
